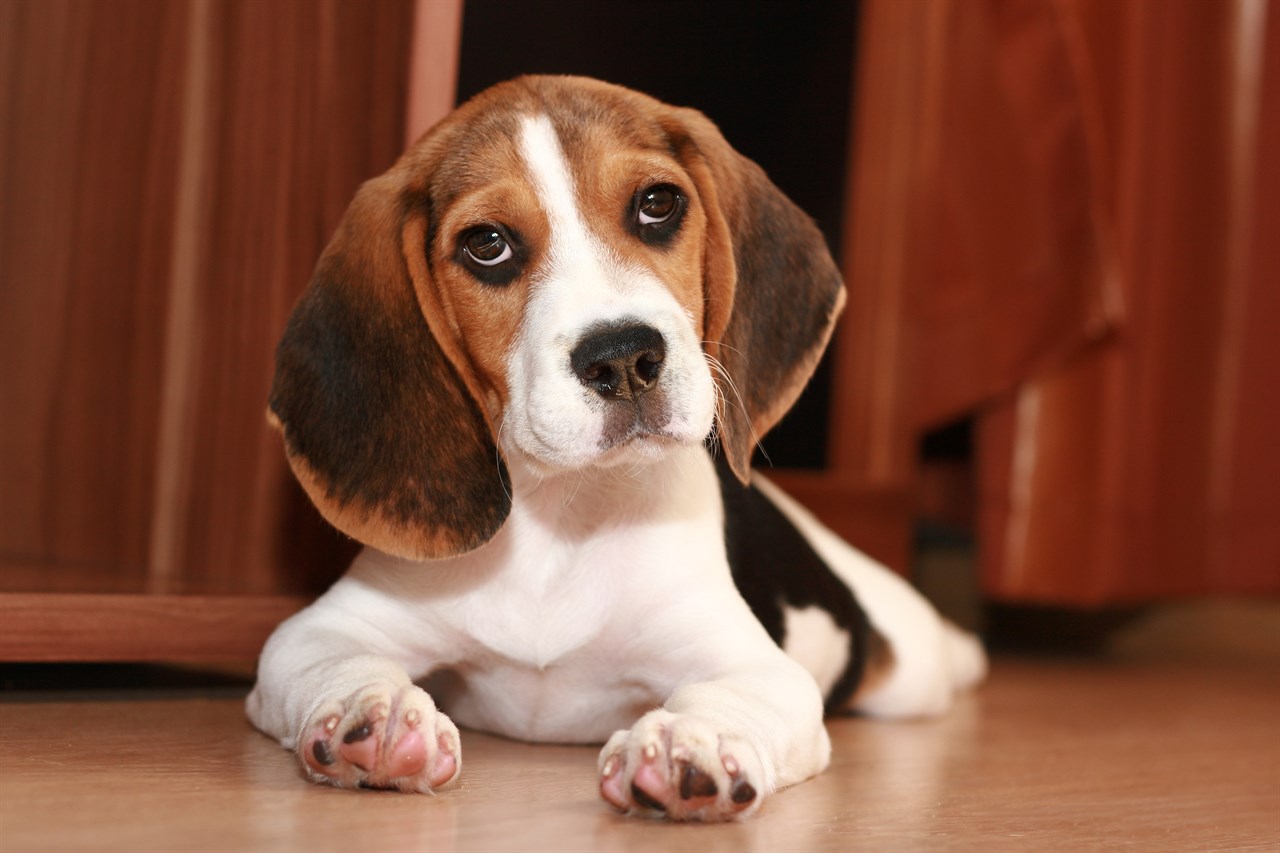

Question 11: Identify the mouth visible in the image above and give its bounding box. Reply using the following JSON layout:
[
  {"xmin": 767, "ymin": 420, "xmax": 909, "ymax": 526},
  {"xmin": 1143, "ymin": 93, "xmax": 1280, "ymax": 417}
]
[
  {"xmin": 591, "ymin": 428, "xmax": 684, "ymax": 469},
  {"xmin": 600, "ymin": 400, "xmax": 674, "ymax": 449},
  {"xmin": 511, "ymin": 418, "xmax": 684, "ymax": 474},
  {"xmin": 598, "ymin": 426, "xmax": 680, "ymax": 454}
]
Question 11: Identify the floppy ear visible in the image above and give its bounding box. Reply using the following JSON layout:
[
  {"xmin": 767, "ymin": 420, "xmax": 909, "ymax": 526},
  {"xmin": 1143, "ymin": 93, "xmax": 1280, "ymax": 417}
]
[
  {"xmin": 269, "ymin": 172, "xmax": 510, "ymax": 561},
  {"xmin": 668, "ymin": 108, "xmax": 847, "ymax": 483}
]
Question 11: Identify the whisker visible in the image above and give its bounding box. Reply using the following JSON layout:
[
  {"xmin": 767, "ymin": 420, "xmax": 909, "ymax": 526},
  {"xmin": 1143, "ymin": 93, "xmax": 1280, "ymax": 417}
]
[
  {"xmin": 563, "ymin": 469, "xmax": 585, "ymax": 508},
  {"xmin": 609, "ymin": 462, "xmax": 646, "ymax": 490},
  {"xmin": 495, "ymin": 415, "xmax": 514, "ymax": 502},
  {"xmin": 703, "ymin": 352, "xmax": 770, "ymax": 466},
  {"xmin": 701, "ymin": 340, "xmax": 750, "ymax": 362}
]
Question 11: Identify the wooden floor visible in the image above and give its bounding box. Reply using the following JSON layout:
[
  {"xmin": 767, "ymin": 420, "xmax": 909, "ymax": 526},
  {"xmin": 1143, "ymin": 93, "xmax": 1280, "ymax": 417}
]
[{"xmin": 2, "ymin": 656, "xmax": 1278, "ymax": 852}]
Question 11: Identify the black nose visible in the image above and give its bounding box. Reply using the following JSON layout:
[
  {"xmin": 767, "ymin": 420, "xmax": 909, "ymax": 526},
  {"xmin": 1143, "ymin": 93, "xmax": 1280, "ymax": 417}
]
[{"xmin": 570, "ymin": 323, "xmax": 666, "ymax": 400}]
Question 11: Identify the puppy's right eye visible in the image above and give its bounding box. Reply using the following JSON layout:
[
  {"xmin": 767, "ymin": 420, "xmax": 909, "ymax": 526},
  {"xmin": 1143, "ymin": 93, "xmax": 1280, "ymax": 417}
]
[{"xmin": 461, "ymin": 229, "xmax": 512, "ymax": 266}]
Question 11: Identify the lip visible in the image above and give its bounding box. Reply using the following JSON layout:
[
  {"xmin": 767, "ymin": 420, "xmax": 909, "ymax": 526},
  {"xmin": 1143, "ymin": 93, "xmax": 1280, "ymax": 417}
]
[
  {"xmin": 598, "ymin": 425, "xmax": 681, "ymax": 453},
  {"xmin": 585, "ymin": 431, "xmax": 691, "ymax": 472}
]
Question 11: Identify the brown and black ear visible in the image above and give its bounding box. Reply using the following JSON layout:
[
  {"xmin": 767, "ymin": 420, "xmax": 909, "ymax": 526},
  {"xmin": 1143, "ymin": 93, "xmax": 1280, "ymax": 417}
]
[
  {"xmin": 668, "ymin": 107, "xmax": 847, "ymax": 484},
  {"xmin": 269, "ymin": 171, "xmax": 510, "ymax": 561}
]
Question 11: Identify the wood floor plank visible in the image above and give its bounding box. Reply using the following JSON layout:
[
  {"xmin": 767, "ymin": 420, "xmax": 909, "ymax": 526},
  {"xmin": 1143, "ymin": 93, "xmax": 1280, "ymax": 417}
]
[{"xmin": 1, "ymin": 659, "xmax": 1277, "ymax": 851}]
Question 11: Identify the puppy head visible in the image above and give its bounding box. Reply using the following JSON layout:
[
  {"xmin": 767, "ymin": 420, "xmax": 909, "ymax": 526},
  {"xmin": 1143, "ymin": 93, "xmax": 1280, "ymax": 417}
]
[{"xmin": 270, "ymin": 76, "xmax": 845, "ymax": 560}]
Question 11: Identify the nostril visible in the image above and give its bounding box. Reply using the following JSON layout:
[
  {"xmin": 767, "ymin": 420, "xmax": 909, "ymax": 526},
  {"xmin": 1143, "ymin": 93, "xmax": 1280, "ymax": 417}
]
[
  {"xmin": 635, "ymin": 352, "xmax": 663, "ymax": 387},
  {"xmin": 583, "ymin": 363, "xmax": 622, "ymax": 396}
]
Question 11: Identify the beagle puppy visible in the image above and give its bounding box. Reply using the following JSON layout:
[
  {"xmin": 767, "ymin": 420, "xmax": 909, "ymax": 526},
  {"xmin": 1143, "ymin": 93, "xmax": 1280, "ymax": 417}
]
[{"xmin": 247, "ymin": 75, "xmax": 985, "ymax": 822}]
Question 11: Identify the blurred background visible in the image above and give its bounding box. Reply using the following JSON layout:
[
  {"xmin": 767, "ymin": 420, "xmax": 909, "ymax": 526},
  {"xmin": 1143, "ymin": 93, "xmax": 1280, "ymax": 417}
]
[{"xmin": 1, "ymin": 0, "xmax": 1276, "ymax": 667}]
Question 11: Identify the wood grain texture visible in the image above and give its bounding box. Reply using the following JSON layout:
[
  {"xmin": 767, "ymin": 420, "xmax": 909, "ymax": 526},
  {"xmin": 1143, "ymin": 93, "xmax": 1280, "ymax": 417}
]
[
  {"xmin": 1, "ymin": 659, "xmax": 1276, "ymax": 850},
  {"xmin": 157, "ymin": 0, "xmax": 414, "ymax": 593},
  {"xmin": 0, "ymin": 0, "xmax": 189, "ymax": 577},
  {"xmin": 978, "ymin": 0, "xmax": 1280, "ymax": 603},
  {"xmin": 0, "ymin": 591, "xmax": 306, "ymax": 662},
  {"xmin": 0, "ymin": 0, "xmax": 416, "ymax": 600},
  {"xmin": 826, "ymin": 0, "xmax": 927, "ymax": 489},
  {"xmin": 905, "ymin": 0, "xmax": 1121, "ymax": 429}
]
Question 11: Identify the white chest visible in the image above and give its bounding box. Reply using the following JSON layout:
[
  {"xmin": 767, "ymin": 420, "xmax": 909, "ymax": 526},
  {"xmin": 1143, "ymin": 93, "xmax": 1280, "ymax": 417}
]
[
  {"xmin": 420, "ymin": 447, "xmax": 724, "ymax": 669},
  {"xmin": 351, "ymin": 448, "xmax": 737, "ymax": 740}
]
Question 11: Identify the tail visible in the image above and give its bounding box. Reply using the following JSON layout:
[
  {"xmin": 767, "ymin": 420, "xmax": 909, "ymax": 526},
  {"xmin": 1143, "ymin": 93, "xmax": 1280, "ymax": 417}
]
[{"xmin": 943, "ymin": 620, "xmax": 988, "ymax": 692}]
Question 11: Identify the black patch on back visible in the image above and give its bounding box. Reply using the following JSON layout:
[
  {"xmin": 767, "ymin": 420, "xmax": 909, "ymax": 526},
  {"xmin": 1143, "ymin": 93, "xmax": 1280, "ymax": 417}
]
[{"xmin": 715, "ymin": 454, "xmax": 871, "ymax": 712}]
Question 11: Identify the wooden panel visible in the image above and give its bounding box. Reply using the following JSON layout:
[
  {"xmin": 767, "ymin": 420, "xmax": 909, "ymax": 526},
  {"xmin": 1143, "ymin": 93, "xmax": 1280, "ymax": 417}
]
[
  {"xmin": 405, "ymin": 0, "xmax": 463, "ymax": 145},
  {"xmin": 0, "ymin": 592, "xmax": 306, "ymax": 662},
  {"xmin": 978, "ymin": 0, "xmax": 1280, "ymax": 603},
  {"xmin": 1214, "ymin": 0, "xmax": 1280, "ymax": 592},
  {"xmin": 905, "ymin": 0, "xmax": 1120, "ymax": 429},
  {"xmin": 158, "ymin": 0, "xmax": 415, "ymax": 593},
  {"xmin": 0, "ymin": 0, "xmax": 470, "ymax": 661},
  {"xmin": 769, "ymin": 0, "xmax": 933, "ymax": 573},
  {"xmin": 0, "ymin": 0, "xmax": 419, "ymax": 601},
  {"xmin": 825, "ymin": 0, "xmax": 933, "ymax": 490},
  {"xmin": 0, "ymin": 0, "xmax": 189, "ymax": 578}
]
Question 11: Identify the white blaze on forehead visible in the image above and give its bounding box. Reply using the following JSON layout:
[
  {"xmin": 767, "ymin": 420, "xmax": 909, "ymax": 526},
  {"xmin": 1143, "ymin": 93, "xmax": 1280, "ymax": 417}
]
[{"xmin": 517, "ymin": 113, "xmax": 604, "ymax": 276}]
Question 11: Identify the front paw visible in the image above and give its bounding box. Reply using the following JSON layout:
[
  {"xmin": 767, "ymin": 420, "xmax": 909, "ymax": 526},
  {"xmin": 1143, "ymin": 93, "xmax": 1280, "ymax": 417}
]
[
  {"xmin": 597, "ymin": 710, "xmax": 765, "ymax": 821},
  {"xmin": 298, "ymin": 682, "xmax": 460, "ymax": 793}
]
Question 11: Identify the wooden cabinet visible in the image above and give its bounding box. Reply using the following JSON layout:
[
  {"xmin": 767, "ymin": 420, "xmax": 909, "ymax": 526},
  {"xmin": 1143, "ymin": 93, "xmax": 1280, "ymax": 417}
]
[
  {"xmin": 861, "ymin": 0, "xmax": 1280, "ymax": 604},
  {"xmin": 972, "ymin": 0, "xmax": 1280, "ymax": 603},
  {"xmin": 0, "ymin": 0, "xmax": 451, "ymax": 659}
]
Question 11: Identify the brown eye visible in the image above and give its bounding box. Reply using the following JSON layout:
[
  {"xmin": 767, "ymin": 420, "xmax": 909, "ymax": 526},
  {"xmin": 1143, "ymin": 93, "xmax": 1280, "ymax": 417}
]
[
  {"xmin": 461, "ymin": 228, "xmax": 512, "ymax": 266},
  {"xmin": 638, "ymin": 187, "xmax": 679, "ymax": 225}
]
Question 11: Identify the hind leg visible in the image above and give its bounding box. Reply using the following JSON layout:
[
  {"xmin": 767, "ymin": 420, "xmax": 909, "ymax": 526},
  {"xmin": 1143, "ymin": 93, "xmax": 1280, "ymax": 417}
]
[{"xmin": 754, "ymin": 477, "xmax": 987, "ymax": 718}]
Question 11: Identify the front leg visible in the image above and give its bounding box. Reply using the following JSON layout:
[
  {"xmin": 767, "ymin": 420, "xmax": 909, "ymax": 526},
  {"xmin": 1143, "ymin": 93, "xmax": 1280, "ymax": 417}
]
[
  {"xmin": 246, "ymin": 577, "xmax": 461, "ymax": 793},
  {"xmin": 597, "ymin": 657, "xmax": 831, "ymax": 821}
]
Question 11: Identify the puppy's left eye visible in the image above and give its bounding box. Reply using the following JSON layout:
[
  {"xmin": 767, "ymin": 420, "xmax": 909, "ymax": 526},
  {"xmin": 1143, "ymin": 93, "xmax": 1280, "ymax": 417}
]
[
  {"xmin": 461, "ymin": 229, "xmax": 513, "ymax": 266},
  {"xmin": 456, "ymin": 225, "xmax": 523, "ymax": 287},
  {"xmin": 631, "ymin": 184, "xmax": 686, "ymax": 246},
  {"xmin": 638, "ymin": 187, "xmax": 679, "ymax": 225}
]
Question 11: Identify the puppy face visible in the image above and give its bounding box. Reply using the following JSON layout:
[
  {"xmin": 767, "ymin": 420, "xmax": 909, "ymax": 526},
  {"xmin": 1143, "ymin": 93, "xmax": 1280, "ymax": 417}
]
[
  {"xmin": 420, "ymin": 110, "xmax": 717, "ymax": 473},
  {"xmin": 270, "ymin": 76, "xmax": 845, "ymax": 560}
]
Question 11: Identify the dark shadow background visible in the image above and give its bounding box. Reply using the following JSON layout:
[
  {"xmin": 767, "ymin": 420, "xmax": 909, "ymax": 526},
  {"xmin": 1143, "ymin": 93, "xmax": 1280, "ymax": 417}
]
[{"xmin": 457, "ymin": 0, "xmax": 861, "ymax": 469}]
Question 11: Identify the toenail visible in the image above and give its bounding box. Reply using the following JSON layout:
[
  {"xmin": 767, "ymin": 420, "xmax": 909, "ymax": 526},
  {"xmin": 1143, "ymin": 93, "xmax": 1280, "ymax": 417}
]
[
  {"xmin": 602, "ymin": 756, "xmax": 619, "ymax": 777},
  {"xmin": 405, "ymin": 708, "xmax": 421, "ymax": 725},
  {"xmin": 722, "ymin": 755, "xmax": 739, "ymax": 775},
  {"xmin": 731, "ymin": 779, "xmax": 757, "ymax": 804},
  {"xmin": 324, "ymin": 717, "xmax": 338, "ymax": 732},
  {"xmin": 642, "ymin": 743, "xmax": 658, "ymax": 761}
]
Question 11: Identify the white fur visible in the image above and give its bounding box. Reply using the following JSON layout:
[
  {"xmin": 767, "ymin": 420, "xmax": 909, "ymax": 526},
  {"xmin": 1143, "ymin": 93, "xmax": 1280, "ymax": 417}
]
[
  {"xmin": 249, "ymin": 111, "xmax": 983, "ymax": 819},
  {"xmin": 781, "ymin": 605, "xmax": 852, "ymax": 701}
]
